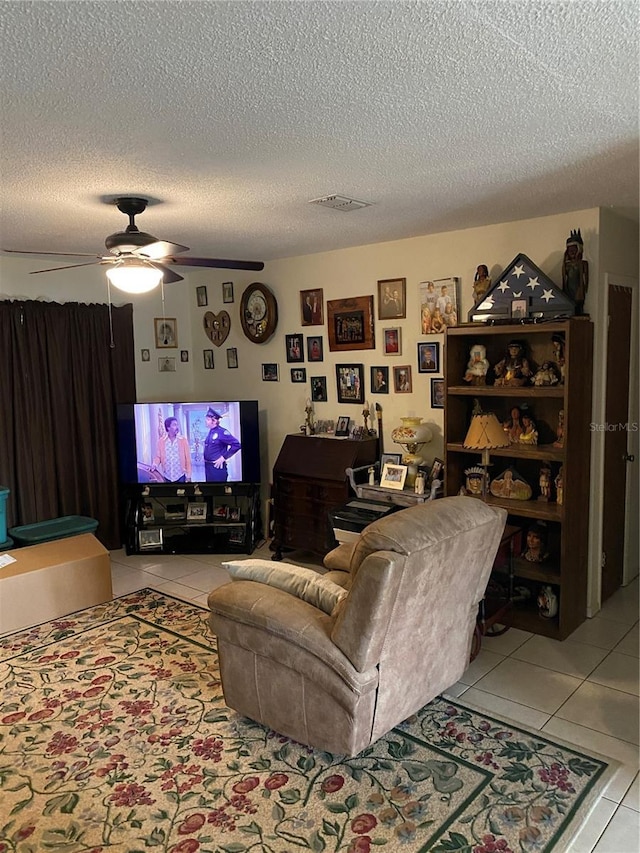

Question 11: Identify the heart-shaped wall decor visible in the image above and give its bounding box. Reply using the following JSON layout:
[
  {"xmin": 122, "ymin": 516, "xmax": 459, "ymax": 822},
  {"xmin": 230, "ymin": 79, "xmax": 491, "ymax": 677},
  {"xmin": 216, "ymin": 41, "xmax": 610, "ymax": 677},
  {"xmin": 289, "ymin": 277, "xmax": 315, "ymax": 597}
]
[{"xmin": 203, "ymin": 311, "xmax": 231, "ymax": 347}]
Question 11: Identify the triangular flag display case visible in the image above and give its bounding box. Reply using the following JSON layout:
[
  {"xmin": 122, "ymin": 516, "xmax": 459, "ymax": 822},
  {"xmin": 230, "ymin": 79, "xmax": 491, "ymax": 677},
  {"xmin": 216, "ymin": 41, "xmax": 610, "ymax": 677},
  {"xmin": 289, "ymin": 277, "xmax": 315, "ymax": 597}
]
[
  {"xmin": 468, "ymin": 253, "xmax": 576, "ymax": 323},
  {"xmin": 444, "ymin": 317, "xmax": 593, "ymax": 639}
]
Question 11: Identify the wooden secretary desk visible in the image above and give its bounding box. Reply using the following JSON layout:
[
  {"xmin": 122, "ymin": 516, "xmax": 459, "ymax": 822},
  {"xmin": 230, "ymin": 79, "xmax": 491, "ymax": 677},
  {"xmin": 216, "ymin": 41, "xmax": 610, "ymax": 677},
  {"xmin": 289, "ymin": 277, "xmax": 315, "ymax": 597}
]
[{"xmin": 270, "ymin": 433, "xmax": 378, "ymax": 559}]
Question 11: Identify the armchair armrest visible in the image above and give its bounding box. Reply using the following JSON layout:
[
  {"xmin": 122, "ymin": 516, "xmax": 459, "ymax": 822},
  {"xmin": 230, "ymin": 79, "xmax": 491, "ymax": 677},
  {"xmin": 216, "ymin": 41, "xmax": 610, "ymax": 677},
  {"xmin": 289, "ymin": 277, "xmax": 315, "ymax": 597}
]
[{"xmin": 208, "ymin": 581, "xmax": 378, "ymax": 695}]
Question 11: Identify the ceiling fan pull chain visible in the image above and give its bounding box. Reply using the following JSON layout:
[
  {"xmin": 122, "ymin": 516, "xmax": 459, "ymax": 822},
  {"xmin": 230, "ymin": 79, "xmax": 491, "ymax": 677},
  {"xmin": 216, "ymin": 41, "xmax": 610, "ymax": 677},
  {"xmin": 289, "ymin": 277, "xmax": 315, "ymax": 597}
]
[{"xmin": 160, "ymin": 279, "xmax": 166, "ymax": 321}]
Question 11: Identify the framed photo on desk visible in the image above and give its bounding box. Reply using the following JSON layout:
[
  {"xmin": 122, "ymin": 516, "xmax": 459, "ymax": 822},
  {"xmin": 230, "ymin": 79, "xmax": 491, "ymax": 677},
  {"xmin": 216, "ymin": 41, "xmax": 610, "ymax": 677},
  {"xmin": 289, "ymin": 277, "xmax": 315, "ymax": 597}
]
[{"xmin": 380, "ymin": 462, "xmax": 408, "ymax": 490}]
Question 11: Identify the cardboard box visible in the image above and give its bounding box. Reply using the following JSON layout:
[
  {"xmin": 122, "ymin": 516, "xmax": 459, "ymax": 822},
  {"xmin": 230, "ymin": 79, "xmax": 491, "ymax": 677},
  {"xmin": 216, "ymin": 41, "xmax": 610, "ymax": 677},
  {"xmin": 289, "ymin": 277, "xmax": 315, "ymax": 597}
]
[{"xmin": 0, "ymin": 533, "xmax": 112, "ymax": 634}]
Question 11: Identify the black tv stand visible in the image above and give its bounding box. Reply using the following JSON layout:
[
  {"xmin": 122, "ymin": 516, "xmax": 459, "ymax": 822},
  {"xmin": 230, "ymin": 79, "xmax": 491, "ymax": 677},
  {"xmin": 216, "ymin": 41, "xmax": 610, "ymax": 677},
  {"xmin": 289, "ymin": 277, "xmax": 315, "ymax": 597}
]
[{"xmin": 123, "ymin": 482, "xmax": 261, "ymax": 555}]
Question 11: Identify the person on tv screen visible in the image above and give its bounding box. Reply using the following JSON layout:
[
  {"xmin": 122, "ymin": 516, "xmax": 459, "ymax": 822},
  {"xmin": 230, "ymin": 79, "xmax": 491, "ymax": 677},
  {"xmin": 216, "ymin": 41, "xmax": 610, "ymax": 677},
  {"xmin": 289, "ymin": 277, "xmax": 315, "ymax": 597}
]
[
  {"xmin": 151, "ymin": 417, "xmax": 192, "ymax": 483},
  {"xmin": 204, "ymin": 408, "xmax": 241, "ymax": 482}
]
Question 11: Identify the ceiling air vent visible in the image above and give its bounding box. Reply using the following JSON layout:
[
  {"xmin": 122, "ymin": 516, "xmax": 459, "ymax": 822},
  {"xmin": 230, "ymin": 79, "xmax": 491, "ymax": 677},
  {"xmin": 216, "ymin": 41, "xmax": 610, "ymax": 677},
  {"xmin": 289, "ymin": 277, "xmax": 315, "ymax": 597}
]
[{"xmin": 309, "ymin": 194, "xmax": 373, "ymax": 212}]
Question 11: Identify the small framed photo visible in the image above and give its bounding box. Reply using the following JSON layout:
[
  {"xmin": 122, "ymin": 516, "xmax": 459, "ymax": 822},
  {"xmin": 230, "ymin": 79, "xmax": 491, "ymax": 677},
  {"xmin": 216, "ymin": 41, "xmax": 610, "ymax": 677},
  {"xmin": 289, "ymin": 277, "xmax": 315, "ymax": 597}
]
[
  {"xmin": 381, "ymin": 452, "xmax": 402, "ymax": 468},
  {"xmin": 158, "ymin": 357, "xmax": 176, "ymax": 373},
  {"xmin": 307, "ymin": 335, "xmax": 324, "ymax": 362},
  {"xmin": 222, "ymin": 281, "xmax": 234, "ymax": 303},
  {"xmin": 393, "ymin": 365, "xmax": 412, "ymax": 393},
  {"xmin": 380, "ymin": 462, "xmax": 408, "ymax": 490},
  {"xmin": 187, "ymin": 502, "xmax": 207, "ymax": 522},
  {"xmin": 196, "ymin": 286, "xmax": 208, "ymax": 307},
  {"xmin": 228, "ymin": 506, "xmax": 241, "ymax": 522},
  {"xmin": 431, "ymin": 377, "xmax": 445, "ymax": 408},
  {"xmin": 336, "ymin": 415, "xmax": 351, "ymax": 436},
  {"xmin": 140, "ymin": 502, "xmax": 154, "ymax": 523},
  {"xmin": 336, "ymin": 363, "xmax": 365, "ymax": 404},
  {"xmin": 203, "ymin": 349, "xmax": 214, "ymax": 369},
  {"xmin": 291, "ymin": 368, "xmax": 307, "ymax": 383},
  {"xmin": 511, "ymin": 298, "xmax": 528, "ymax": 319},
  {"xmin": 311, "ymin": 376, "xmax": 327, "ymax": 402},
  {"xmin": 285, "ymin": 334, "xmax": 304, "ymax": 363},
  {"xmin": 213, "ymin": 505, "xmax": 229, "ymax": 519},
  {"xmin": 300, "ymin": 288, "xmax": 324, "ymax": 326},
  {"xmin": 227, "ymin": 347, "xmax": 238, "ymax": 368},
  {"xmin": 141, "ymin": 348, "xmax": 150, "ymax": 362},
  {"xmin": 371, "ymin": 365, "xmax": 389, "ymax": 394},
  {"xmin": 417, "ymin": 341, "xmax": 439, "ymax": 373},
  {"xmin": 383, "ymin": 327, "xmax": 402, "ymax": 356},
  {"xmin": 139, "ymin": 528, "xmax": 163, "ymax": 550},
  {"xmin": 262, "ymin": 363, "xmax": 279, "ymax": 381},
  {"xmin": 180, "ymin": 350, "xmax": 189, "ymax": 363},
  {"xmin": 377, "ymin": 278, "xmax": 406, "ymax": 320},
  {"xmin": 428, "ymin": 458, "xmax": 445, "ymax": 486},
  {"xmin": 155, "ymin": 317, "xmax": 178, "ymax": 348}
]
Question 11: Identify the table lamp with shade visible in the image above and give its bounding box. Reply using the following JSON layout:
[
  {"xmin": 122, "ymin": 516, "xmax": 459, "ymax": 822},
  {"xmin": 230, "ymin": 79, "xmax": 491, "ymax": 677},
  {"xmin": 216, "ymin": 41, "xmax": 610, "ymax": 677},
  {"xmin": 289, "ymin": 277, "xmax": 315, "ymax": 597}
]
[
  {"xmin": 391, "ymin": 416, "xmax": 433, "ymax": 487},
  {"xmin": 463, "ymin": 412, "xmax": 510, "ymax": 495}
]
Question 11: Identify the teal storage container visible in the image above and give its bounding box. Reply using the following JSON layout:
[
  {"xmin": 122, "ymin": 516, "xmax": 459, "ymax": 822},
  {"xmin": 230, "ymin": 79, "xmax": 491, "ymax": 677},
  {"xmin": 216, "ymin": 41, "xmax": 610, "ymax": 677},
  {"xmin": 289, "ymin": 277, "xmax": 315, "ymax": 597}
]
[
  {"xmin": 8, "ymin": 515, "xmax": 98, "ymax": 546},
  {"xmin": 0, "ymin": 487, "xmax": 9, "ymax": 545}
]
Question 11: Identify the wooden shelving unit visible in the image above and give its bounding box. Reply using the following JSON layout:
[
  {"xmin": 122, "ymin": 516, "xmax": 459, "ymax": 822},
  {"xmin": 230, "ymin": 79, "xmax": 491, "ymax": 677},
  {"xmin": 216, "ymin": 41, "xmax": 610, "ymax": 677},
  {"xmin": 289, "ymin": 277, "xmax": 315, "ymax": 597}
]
[{"xmin": 444, "ymin": 318, "xmax": 593, "ymax": 640}]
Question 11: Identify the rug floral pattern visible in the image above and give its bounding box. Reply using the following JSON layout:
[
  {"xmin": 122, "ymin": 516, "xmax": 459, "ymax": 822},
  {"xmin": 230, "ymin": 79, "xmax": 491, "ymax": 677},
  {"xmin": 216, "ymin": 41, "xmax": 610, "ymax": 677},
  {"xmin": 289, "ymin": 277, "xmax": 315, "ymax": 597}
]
[{"xmin": 0, "ymin": 589, "xmax": 611, "ymax": 853}]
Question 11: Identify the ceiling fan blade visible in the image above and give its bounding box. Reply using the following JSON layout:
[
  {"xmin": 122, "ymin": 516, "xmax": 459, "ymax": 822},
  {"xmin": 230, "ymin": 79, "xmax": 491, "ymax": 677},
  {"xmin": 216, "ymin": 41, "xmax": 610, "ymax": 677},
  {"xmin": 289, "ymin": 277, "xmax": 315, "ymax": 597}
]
[
  {"xmin": 134, "ymin": 240, "xmax": 189, "ymax": 260},
  {"xmin": 168, "ymin": 256, "xmax": 265, "ymax": 271},
  {"xmin": 30, "ymin": 260, "xmax": 104, "ymax": 274},
  {"xmin": 3, "ymin": 248, "xmax": 101, "ymax": 258},
  {"xmin": 149, "ymin": 261, "xmax": 184, "ymax": 284}
]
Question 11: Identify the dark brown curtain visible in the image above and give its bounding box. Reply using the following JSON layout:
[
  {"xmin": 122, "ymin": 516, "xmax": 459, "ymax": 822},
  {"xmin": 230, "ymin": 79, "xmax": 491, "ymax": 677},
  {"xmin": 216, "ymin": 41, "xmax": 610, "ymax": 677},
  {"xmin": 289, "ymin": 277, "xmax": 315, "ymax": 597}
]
[{"xmin": 0, "ymin": 300, "xmax": 136, "ymax": 549}]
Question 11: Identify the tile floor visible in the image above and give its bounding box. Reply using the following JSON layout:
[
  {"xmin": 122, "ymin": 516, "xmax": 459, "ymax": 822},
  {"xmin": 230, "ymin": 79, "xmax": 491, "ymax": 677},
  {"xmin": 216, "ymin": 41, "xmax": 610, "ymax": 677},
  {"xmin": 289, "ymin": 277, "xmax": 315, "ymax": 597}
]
[{"xmin": 107, "ymin": 544, "xmax": 638, "ymax": 851}]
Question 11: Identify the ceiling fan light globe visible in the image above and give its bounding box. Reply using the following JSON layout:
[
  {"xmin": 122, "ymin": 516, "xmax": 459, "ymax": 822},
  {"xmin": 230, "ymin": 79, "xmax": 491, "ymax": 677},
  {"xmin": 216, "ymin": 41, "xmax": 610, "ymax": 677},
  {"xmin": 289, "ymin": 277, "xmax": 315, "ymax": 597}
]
[{"xmin": 106, "ymin": 261, "xmax": 163, "ymax": 293}]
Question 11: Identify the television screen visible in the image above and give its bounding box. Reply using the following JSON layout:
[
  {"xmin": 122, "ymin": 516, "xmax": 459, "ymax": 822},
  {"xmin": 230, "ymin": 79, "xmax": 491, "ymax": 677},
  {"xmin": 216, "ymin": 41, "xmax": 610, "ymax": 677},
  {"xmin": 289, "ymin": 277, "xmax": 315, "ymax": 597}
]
[{"xmin": 116, "ymin": 400, "xmax": 260, "ymax": 485}]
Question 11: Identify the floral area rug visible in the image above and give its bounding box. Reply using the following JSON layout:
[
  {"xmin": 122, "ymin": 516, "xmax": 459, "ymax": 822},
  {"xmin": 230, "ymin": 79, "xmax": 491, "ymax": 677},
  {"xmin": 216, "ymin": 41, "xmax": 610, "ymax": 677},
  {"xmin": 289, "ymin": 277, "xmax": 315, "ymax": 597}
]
[{"xmin": 0, "ymin": 589, "xmax": 615, "ymax": 853}]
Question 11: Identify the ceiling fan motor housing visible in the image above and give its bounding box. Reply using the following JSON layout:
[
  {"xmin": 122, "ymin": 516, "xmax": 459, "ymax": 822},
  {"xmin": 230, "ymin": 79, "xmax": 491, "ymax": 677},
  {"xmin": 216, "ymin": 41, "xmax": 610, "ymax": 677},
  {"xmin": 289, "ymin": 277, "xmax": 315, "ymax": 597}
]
[{"xmin": 106, "ymin": 197, "xmax": 156, "ymax": 254}]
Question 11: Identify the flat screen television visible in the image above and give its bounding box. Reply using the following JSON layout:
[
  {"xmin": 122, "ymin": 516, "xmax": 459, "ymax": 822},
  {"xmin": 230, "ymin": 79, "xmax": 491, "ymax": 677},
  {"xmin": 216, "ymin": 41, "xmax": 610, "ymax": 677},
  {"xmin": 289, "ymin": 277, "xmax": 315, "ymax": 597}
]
[{"xmin": 116, "ymin": 400, "xmax": 260, "ymax": 485}]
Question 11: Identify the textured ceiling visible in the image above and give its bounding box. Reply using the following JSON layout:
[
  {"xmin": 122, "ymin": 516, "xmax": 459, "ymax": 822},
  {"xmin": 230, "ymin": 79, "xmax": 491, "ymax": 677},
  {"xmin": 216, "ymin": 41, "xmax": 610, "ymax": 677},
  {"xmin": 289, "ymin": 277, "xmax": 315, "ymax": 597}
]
[{"xmin": 1, "ymin": 0, "xmax": 638, "ymax": 267}]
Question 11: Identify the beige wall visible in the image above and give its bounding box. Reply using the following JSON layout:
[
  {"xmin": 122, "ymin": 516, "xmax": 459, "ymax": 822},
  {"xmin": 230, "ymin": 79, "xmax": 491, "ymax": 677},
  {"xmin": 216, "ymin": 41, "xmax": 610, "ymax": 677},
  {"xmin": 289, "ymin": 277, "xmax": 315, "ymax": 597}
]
[{"xmin": 5, "ymin": 205, "xmax": 639, "ymax": 612}]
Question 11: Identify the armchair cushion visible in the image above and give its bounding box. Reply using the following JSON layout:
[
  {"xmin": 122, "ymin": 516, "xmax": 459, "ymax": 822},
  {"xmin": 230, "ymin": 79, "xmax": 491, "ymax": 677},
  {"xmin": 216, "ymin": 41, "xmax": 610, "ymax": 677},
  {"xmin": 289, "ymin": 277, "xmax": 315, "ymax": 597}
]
[{"xmin": 222, "ymin": 558, "xmax": 348, "ymax": 616}]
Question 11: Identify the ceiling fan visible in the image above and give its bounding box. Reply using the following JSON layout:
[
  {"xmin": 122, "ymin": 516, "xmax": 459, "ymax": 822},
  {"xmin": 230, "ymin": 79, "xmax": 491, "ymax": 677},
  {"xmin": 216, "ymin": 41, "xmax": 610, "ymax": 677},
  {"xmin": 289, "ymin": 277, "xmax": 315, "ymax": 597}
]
[{"xmin": 2, "ymin": 196, "xmax": 264, "ymax": 292}]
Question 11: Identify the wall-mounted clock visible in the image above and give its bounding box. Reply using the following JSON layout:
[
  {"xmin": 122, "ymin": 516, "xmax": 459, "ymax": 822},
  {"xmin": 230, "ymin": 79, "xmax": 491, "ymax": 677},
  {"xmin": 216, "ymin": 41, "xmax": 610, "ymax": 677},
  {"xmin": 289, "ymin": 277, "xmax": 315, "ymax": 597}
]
[{"xmin": 240, "ymin": 282, "xmax": 278, "ymax": 343}]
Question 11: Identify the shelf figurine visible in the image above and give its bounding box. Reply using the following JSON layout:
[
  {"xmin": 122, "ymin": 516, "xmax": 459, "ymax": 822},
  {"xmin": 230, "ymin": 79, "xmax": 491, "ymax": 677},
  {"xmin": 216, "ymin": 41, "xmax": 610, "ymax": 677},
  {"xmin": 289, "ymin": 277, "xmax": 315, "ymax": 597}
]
[
  {"xmin": 464, "ymin": 343, "xmax": 490, "ymax": 385},
  {"xmin": 518, "ymin": 409, "xmax": 538, "ymax": 445},
  {"xmin": 493, "ymin": 340, "xmax": 532, "ymax": 386},
  {"xmin": 523, "ymin": 522, "xmax": 549, "ymax": 563},
  {"xmin": 532, "ymin": 360, "xmax": 560, "ymax": 386},
  {"xmin": 537, "ymin": 585, "xmax": 558, "ymax": 618},
  {"xmin": 553, "ymin": 409, "xmax": 565, "ymax": 448},
  {"xmin": 503, "ymin": 405, "xmax": 524, "ymax": 443},
  {"xmin": 460, "ymin": 465, "xmax": 486, "ymax": 496},
  {"xmin": 552, "ymin": 333, "xmax": 566, "ymax": 384},
  {"xmin": 489, "ymin": 466, "xmax": 532, "ymax": 500},
  {"xmin": 472, "ymin": 264, "xmax": 492, "ymax": 306},
  {"xmin": 538, "ymin": 462, "xmax": 552, "ymax": 501},
  {"xmin": 562, "ymin": 229, "xmax": 589, "ymax": 315},
  {"xmin": 555, "ymin": 466, "xmax": 564, "ymax": 505}
]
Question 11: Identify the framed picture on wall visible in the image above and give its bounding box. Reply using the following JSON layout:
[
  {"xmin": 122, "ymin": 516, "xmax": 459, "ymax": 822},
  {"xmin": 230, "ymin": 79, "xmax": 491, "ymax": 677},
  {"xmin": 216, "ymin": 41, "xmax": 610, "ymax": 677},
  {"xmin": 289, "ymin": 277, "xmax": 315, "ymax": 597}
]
[
  {"xmin": 291, "ymin": 368, "xmax": 307, "ymax": 383},
  {"xmin": 306, "ymin": 335, "xmax": 324, "ymax": 362},
  {"xmin": 377, "ymin": 278, "xmax": 406, "ymax": 320},
  {"xmin": 262, "ymin": 363, "xmax": 279, "ymax": 381},
  {"xmin": 285, "ymin": 334, "xmax": 304, "ymax": 363},
  {"xmin": 335, "ymin": 364, "xmax": 365, "ymax": 404},
  {"xmin": 371, "ymin": 365, "xmax": 389, "ymax": 394},
  {"xmin": 417, "ymin": 341, "xmax": 439, "ymax": 373},
  {"xmin": 196, "ymin": 286, "xmax": 208, "ymax": 307},
  {"xmin": 430, "ymin": 378, "xmax": 445, "ymax": 408},
  {"xmin": 393, "ymin": 365, "xmax": 412, "ymax": 393},
  {"xmin": 383, "ymin": 327, "xmax": 401, "ymax": 355},
  {"xmin": 222, "ymin": 281, "xmax": 234, "ymax": 303},
  {"xmin": 154, "ymin": 317, "xmax": 177, "ymax": 348},
  {"xmin": 300, "ymin": 288, "xmax": 324, "ymax": 326},
  {"xmin": 311, "ymin": 376, "xmax": 327, "ymax": 402},
  {"xmin": 327, "ymin": 296, "xmax": 375, "ymax": 352}
]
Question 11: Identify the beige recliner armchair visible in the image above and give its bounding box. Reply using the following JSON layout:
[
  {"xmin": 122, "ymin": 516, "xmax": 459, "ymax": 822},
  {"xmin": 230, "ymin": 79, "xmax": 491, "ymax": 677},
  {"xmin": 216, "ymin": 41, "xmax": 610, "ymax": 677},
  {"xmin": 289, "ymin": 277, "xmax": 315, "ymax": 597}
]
[{"xmin": 208, "ymin": 496, "xmax": 506, "ymax": 757}]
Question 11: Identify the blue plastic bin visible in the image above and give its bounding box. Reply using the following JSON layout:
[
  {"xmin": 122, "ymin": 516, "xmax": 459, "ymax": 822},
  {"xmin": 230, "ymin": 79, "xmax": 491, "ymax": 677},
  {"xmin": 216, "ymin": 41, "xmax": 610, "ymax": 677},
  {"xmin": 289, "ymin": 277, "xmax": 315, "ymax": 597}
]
[
  {"xmin": 0, "ymin": 486, "xmax": 8, "ymax": 544},
  {"xmin": 8, "ymin": 515, "xmax": 99, "ymax": 546}
]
